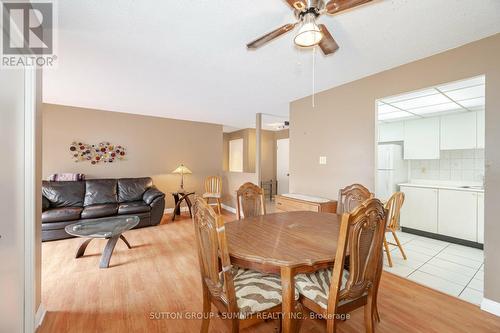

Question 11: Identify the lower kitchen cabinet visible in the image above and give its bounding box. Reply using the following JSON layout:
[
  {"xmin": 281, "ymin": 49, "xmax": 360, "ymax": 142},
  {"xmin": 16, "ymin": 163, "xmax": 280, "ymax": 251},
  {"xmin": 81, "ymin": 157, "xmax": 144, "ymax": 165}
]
[
  {"xmin": 438, "ymin": 190, "xmax": 478, "ymax": 242},
  {"xmin": 400, "ymin": 186, "xmax": 438, "ymax": 233}
]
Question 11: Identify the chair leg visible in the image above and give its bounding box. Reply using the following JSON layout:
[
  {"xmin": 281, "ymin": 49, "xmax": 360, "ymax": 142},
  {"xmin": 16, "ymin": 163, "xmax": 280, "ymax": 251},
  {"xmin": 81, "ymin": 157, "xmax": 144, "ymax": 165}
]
[
  {"xmin": 230, "ymin": 318, "xmax": 239, "ymax": 333},
  {"xmin": 294, "ymin": 302, "xmax": 304, "ymax": 333},
  {"xmin": 201, "ymin": 286, "xmax": 211, "ymax": 333},
  {"xmin": 373, "ymin": 304, "xmax": 381, "ymax": 323},
  {"xmin": 364, "ymin": 293, "xmax": 375, "ymax": 333},
  {"xmin": 216, "ymin": 198, "xmax": 222, "ymax": 215},
  {"xmin": 383, "ymin": 236, "xmax": 393, "ymax": 267},
  {"xmin": 391, "ymin": 229, "xmax": 407, "ymax": 260},
  {"xmin": 326, "ymin": 318, "xmax": 337, "ymax": 333}
]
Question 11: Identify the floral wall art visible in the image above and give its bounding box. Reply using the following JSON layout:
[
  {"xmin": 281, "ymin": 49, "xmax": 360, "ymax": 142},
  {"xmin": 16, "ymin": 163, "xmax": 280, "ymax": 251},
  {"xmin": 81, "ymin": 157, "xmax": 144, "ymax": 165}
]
[{"xmin": 70, "ymin": 141, "xmax": 127, "ymax": 165}]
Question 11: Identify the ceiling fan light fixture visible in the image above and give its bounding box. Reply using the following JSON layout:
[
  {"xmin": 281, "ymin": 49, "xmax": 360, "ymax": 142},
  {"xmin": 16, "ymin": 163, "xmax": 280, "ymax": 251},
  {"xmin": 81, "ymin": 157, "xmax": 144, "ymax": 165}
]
[{"xmin": 294, "ymin": 13, "xmax": 323, "ymax": 48}]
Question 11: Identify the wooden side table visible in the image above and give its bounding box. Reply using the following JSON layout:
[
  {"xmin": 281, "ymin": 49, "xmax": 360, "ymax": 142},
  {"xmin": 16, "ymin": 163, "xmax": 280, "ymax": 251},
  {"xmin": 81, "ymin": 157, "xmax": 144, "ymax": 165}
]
[{"xmin": 171, "ymin": 191, "xmax": 195, "ymax": 221}]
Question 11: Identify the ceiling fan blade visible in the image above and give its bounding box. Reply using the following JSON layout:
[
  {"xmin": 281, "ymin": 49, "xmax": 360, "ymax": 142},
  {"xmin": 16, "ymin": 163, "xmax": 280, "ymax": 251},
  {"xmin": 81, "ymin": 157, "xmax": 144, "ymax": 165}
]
[
  {"xmin": 318, "ymin": 24, "xmax": 339, "ymax": 55},
  {"xmin": 325, "ymin": 0, "xmax": 373, "ymax": 15},
  {"xmin": 284, "ymin": 0, "xmax": 307, "ymax": 11},
  {"xmin": 247, "ymin": 23, "xmax": 297, "ymax": 49}
]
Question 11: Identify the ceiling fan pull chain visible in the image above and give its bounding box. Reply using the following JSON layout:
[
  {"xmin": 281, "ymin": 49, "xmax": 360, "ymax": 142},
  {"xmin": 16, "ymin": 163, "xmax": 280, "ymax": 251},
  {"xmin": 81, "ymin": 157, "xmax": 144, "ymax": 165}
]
[{"xmin": 312, "ymin": 45, "xmax": 316, "ymax": 108}]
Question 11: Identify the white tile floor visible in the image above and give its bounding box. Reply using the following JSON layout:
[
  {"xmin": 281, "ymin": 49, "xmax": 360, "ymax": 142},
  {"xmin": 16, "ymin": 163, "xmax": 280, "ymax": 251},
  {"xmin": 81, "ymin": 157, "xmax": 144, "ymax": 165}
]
[{"xmin": 383, "ymin": 231, "xmax": 484, "ymax": 305}]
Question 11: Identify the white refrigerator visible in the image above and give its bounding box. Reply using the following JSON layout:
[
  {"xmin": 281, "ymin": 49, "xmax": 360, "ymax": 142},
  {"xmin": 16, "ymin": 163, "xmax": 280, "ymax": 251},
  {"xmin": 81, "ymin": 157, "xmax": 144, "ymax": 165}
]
[{"xmin": 376, "ymin": 144, "xmax": 408, "ymax": 201}]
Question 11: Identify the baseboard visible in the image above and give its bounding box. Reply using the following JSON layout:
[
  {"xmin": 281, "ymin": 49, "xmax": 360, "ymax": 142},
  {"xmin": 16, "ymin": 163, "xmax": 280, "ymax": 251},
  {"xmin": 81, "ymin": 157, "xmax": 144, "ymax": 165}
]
[
  {"xmin": 35, "ymin": 304, "xmax": 46, "ymax": 329},
  {"xmin": 481, "ymin": 298, "xmax": 500, "ymax": 317},
  {"xmin": 164, "ymin": 207, "xmax": 189, "ymax": 214},
  {"xmin": 165, "ymin": 205, "xmax": 235, "ymax": 215},
  {"xmin": 221, "ymin": 203, "xmax": 236, "ymax": 214}
]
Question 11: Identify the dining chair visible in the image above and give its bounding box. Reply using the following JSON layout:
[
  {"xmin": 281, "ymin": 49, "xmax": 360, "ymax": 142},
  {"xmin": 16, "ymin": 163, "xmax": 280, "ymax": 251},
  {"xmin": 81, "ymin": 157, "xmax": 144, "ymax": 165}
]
[
  {"xmin": 192, "ymin": 196, "xmax": 298, "ymax": 333},
  {"xmin": 295, "ymin": 198, "xmax": 388, "ymax": 333},
  {"xmin": 203, "ymin": 176, "xmax": 222, "ymax": 215},
  {"xmin": 236, "ymin": 182, "xmax": 266, "ymax": 220},
  {"xmin": 383, "ymin": 192, "xmax": 407, "ymax": 267},
  {"xmin": 336, "ymin": 183, "xmax": 373, "ymax": 214}
]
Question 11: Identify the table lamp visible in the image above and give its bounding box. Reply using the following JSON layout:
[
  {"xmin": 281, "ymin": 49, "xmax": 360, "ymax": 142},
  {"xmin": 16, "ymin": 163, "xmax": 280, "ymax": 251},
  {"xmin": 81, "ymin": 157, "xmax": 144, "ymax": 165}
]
[{"xmin": 172, "ymin": 164, "xmax": 192, "ymax": 191}]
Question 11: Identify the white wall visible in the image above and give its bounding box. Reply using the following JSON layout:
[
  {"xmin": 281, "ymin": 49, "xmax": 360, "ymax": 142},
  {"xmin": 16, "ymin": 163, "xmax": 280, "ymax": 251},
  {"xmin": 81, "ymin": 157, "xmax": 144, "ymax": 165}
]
[
  {"xmin": 0, "ymin": 68, "xmax": 27, "ymax": 332},
  {"xmin": 410, "ymin": 149, "xmax": 485, "ymax": 182}
]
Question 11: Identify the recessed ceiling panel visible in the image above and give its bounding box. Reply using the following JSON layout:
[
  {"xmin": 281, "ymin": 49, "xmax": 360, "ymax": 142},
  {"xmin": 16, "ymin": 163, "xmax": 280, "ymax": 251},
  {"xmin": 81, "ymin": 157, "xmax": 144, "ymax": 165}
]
[
  {"xmin": 411, "ymin": 102, "xmax": 462, "ymax": 116},
  {"xmin": 378, "ymin": 111, "xmax": 416, "ymax": 121},
  {"xmin": 438, "ymin": 76, "xmax": 485, "ymax": 92},
  {"xmin": 391, "ymin": 94, "xmax": 450, "ymax": 110},
  {"xmin": 381, "ymin": 89, "xmax": 438, "ymax": 104},
  {"xmin": 459, "ymin": 97, "xmax": 485, "ymax": 109},
  {"xmin": 444, "ymin": 85, "xmax": 485, "ymax": 101},
  {"xmin": 377, "ymin": 103, "xmax": 401, "ymax": 114}
]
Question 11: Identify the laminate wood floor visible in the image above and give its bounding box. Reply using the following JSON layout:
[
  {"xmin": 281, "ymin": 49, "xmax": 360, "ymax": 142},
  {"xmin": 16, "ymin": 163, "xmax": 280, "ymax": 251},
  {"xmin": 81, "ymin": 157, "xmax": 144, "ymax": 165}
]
[{"xmin": 39, "ymin": 212, "xmax": 500, "ymax": 333}]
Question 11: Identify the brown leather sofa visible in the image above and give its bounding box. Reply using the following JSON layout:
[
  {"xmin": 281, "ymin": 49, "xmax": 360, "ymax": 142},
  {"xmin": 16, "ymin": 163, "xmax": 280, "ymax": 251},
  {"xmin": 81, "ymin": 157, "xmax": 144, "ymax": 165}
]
[{"xmin": 42, "ymin": 177, "xmax": 165, "ymax": 241}]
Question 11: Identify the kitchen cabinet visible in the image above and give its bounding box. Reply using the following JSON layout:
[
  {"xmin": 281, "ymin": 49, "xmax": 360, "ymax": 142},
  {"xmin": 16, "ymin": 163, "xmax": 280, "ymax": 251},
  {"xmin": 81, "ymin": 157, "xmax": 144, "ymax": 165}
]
[
  {"xmin": 403, "ymin": 118, "xmax": 440, "ymax": 160},
  {"xmin": 400, "ymin": 186, "xmax": 438, "ymax": 233},
  {"xmin": 440, "ymin": 112, "xmax": 477, "ymax": 150},
  {"xmin": 438, "ymin": 189, "xmax": 478, "ymax": 241},
  {"xmin": 477, "ymin": 192, "xmax": 484, "ymax": 243},
  {"xmin": 378, "ymin": 122, "xmax": 404, "ymax": 143},
  {"xmin": 477, "ymin": 110, "xmax": 485, "ymax": 149}
]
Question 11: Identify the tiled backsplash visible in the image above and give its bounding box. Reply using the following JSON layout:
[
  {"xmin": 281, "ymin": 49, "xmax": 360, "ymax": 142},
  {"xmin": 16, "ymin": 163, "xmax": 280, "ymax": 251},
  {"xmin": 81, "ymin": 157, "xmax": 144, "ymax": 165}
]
[{"xmin": 410, "ymin": 149, "xmax": 485, "ymax": 182}]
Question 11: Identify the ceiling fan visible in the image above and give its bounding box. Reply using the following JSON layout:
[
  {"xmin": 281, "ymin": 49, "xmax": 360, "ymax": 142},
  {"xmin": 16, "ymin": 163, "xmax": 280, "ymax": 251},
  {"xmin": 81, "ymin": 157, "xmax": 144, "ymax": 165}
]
[{"xmin": 247, "ymin": 0, "xmax": 373, "ymax": 55}]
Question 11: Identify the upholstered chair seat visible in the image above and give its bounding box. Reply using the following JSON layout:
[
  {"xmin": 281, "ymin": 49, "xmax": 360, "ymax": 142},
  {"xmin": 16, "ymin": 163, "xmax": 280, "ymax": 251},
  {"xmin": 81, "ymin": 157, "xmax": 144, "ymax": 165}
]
[{"xmin": 295, "ymin": 269, "xmax": 350, "ymax": 309}]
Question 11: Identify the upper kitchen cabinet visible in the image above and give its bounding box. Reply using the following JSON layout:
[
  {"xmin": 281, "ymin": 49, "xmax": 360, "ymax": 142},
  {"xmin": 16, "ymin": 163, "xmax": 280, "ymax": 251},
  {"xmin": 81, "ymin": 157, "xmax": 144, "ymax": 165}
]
[
  {"xmin": 378, "ymin": 122, "xmax": 404, "ymax": 143},
  {"xmin": 477, "ymin": 110, "xmax": 485, "ymax": 149},
  {"xmin": 404, "ymin": 118, "xmax": 440, "ymax": 159},
  {"xmin": 440, "ymin": 112, "xmax": 477, "ymax": 150}
]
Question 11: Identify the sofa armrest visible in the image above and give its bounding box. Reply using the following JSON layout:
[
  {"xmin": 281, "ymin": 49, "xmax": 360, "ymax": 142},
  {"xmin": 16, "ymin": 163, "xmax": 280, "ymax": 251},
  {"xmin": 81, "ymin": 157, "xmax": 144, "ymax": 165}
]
[
  {"xmin": 42, "ymin": 196, "xmax": 50, "ymax": 212},
  {"xmin": 143, "ymin": 186, "xmax": 165, "ymax": 205}
]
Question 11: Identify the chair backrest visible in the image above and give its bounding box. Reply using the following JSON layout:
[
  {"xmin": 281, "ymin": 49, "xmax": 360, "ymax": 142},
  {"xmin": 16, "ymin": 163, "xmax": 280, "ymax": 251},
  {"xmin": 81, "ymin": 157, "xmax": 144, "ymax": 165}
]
[
  {"xmin": 337, "ymin": 183, "xmax": 373, "ymax": 214},
  {"xmin": 327, "ymin": 198, "xmax": 387, "ymax": 313},
  {"xmin": 205, "ymin": 176, "xmax": 222, "ymax": 194},
  {"xmin": 236, "ymin": 182, "xmax": 266, "ymax": 220},
  {"xmin": 385, "ymin": 192, "xmax": 405, "ymax": 230},
  {"xmin": 192, "ymin": 196, "xmax": 238, "ymax": 313}
]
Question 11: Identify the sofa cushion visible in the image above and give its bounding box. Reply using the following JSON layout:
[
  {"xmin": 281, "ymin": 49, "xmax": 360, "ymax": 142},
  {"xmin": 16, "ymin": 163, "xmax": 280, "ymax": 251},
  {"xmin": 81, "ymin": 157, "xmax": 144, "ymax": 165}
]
[
  {"xmin": 143, "ymin": 186, "xmax": 165, "ymax": 204},
  {"xmin": 42, "ymin": 181, "xmax": 85, "ymax": 207},
  {"xmin": 42, "ymin": 207, "xmax": 83, "ymax": 223},
  {"xmin": 81, "ymin": 203, "xmax": 119, "ymax": 219},
  {"xmin": 118, "ymin": 201, "xmax": 151, "ymax": 215},
  {"xmin": 118, "ymin": 177, "xmax": 153, "ymax": 202},
  {"xmin": 84, "ymin": 179, "xmax": 118, "ymax": 206}
]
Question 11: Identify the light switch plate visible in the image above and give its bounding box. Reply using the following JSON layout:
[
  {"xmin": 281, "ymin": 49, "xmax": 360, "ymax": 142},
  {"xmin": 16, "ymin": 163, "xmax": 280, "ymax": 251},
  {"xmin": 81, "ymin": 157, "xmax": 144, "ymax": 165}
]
[{"xmin": 319, "ymin": 156, "xmax": 327, "ymax": 165}]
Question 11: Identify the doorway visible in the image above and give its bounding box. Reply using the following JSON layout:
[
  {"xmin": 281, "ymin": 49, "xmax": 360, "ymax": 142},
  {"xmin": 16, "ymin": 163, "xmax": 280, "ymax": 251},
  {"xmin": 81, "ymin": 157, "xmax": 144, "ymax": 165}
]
[
  {"xmin": 375, "ymin": 75, "xmax": 485, "ymax": 306},
  {"xmin": 276, "ymin": 138, "xmax": 290, "ymax": 195}
]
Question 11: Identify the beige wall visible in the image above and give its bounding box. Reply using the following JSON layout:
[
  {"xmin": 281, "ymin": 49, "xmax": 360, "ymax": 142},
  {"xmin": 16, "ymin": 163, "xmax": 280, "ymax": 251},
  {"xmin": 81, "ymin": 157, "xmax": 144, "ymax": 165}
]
[
  {"xmin": 223, "ymin": 129, "xmax": 289, "ymax": 184},
  {"xmin": 42, "ymin": 104, "xmax": 223, "ymax": 208},
  {"xmin": 223, "ymin": 129, "xmax": 255, "ymax": 173},
  {"xmin": 290, "ymin": 34, "xmax": 500, "ymax": 304},
  {"xmin": 221, "ymin": 171, "xmax": 258, "ymax": 208}
]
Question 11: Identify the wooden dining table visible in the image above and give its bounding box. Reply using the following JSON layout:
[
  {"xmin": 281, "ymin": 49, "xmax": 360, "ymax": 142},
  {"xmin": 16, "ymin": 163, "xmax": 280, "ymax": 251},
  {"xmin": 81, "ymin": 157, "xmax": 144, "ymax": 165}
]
[{"xmin": 225, "ymin": 211, "xmax": 342, "ymax": 333}]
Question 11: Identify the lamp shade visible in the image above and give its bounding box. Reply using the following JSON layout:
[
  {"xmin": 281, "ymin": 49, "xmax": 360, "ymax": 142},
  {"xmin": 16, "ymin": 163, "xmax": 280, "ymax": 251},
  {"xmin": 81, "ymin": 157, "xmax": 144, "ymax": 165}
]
[
  {"xmin": 172, "ymin": 164, "xmax": 192, "ymax": 174},
  {"xmin": 294, "ymin": 13, "xmax": 323, "ymax": 47}
]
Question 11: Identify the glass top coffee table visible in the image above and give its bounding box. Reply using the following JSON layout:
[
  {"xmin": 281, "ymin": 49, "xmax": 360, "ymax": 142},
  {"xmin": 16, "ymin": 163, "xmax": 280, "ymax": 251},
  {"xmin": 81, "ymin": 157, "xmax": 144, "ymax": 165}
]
[{"xmin": 65, "ymin": 216, "xmax": 139, "ymax": 268}]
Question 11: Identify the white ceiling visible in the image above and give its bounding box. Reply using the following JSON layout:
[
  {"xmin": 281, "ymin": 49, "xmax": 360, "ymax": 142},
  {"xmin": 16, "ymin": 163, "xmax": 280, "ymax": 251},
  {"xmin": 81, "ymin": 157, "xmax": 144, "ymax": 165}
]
[
  {"xmin": 378, "ymin": 75, "xmax": 485, "ymax": 122},
  {"xmin": 43, "ymin": 0, "xmax": 500, "ymax": 129}
]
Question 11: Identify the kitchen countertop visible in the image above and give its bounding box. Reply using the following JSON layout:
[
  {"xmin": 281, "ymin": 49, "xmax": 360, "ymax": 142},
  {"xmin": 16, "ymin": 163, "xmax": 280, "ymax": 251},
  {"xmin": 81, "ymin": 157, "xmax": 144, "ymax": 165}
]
[{"xmin": 399, "ymin": 182, "xmax": 484, "ymax": 193}]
